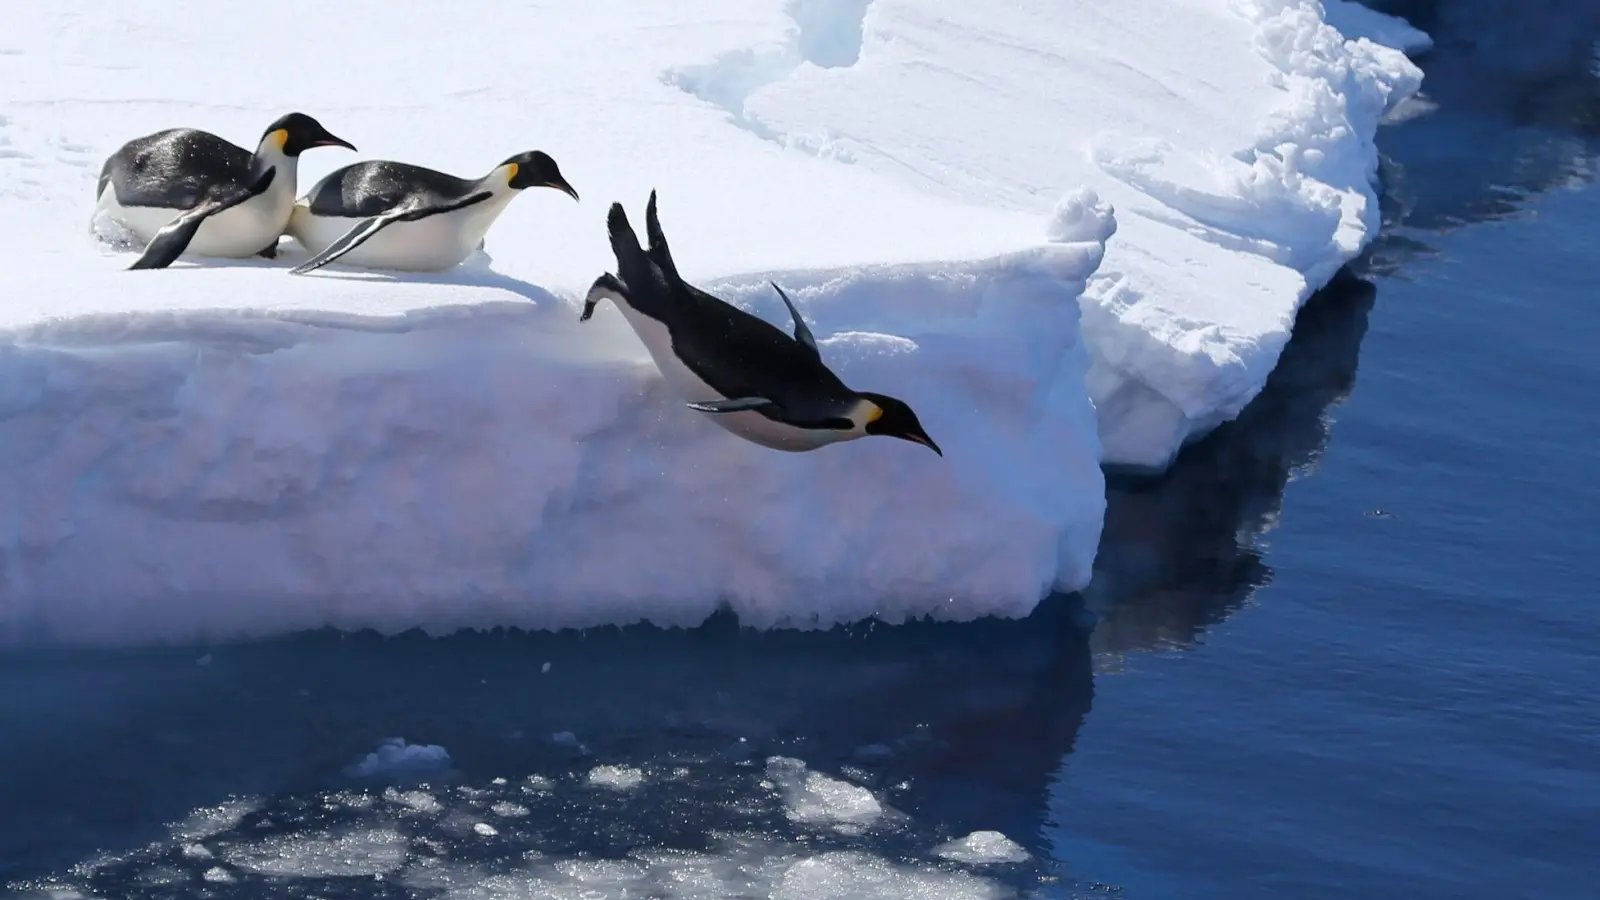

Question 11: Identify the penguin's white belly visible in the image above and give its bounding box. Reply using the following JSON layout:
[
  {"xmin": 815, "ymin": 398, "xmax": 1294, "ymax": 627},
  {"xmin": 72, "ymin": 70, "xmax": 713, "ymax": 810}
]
[
  {"xmin": 96, "ymin": 185, "xmax": 290, "ymax": 258},
  {"xmin": 614, "ymin": 302, "xmax": 857, "ymax": 453},
  {"xmin": 288, "ymin": 200, "xmax": 504, "ymax": 272}
]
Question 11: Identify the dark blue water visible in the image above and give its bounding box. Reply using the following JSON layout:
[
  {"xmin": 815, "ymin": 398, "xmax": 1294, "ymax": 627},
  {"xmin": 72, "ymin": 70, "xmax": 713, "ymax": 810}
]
[{"xmin": 3, "ymin": 4, "xmax": 1597, "ymax": 898}]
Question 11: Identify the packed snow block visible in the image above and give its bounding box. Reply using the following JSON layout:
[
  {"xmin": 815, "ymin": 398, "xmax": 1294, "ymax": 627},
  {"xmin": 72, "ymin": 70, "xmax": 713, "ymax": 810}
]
[{"xmin": 0, "ymin": 234, "xmax": 1107, "ymax": 645}]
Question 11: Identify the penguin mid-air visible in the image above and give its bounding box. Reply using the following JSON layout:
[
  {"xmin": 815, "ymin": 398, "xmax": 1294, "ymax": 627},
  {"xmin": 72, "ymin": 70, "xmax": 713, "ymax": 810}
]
[
  {"xmin": 580, "ymin": 192, "xmax": 942, "ymax": 456},
  {"xmin": 95, "ymin": 112, "xmax": 356, "ymax": 270},
  {"xmin": 285, "ymin": 151, "xmax": 579, "ymax": 275}
]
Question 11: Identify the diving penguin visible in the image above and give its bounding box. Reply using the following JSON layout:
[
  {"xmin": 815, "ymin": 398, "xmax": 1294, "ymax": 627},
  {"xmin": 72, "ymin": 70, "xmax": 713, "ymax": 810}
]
[
  {"xmin": 580, "ymin": 192, "xmax": 942, "ymax": 456},
  {"xmin": 95, "ymin": 112, "xmax": 356, "ymax": 270},
  {"xmin": 286, "ymin": 151, "xmax": 579, "ymax": 275}
]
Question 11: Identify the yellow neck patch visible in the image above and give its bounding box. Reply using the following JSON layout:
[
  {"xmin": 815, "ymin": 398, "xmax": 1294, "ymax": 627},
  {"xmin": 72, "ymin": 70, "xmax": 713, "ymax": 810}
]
[
  {"xmin": 505, "ymin": 163, "xmax": 520, "ymax": 185},
  {"xmin": 865, "ymin": 403, "xmax": 884, "ymax": 424},
  {"xmin": 269, "ymin": 129, "xmax": 289, "ymax": 151}
]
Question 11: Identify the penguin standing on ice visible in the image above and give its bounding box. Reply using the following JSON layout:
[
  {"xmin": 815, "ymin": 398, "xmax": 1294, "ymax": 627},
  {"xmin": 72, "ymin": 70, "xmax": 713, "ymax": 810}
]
[
  {"xmin": 95, "ymin": 112, "xmax": 356, "ymax": 270},
  {"xmin": 581, "ymin": 191, "xmax": 942, "ymax": 456},
  {"xmin": 285, "ymin": 151, "xmax": 579, "ymax": 275}
]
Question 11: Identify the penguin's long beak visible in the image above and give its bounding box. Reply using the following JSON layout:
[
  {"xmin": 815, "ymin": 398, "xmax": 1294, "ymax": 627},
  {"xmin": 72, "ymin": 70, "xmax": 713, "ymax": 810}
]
[
  {"xmin": 549, "ymin": 177, "xmax": 579, "ymax": 202},
  {"xmin": 314, "ymin": 134, "xmax": 357, "ymax": 152},
  {"xmin": 904, "ymin": 430, "xmax": 943, "ymax": 457}
]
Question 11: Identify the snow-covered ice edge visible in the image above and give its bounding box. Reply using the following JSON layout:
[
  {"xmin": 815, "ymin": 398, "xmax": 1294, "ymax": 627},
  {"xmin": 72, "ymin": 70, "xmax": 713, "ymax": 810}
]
[
  {"xmin": 0, "ymin": 221, "xmax": 1110, "ymax": 646},
  {"xmin": 1084, "ymin": 0, "xmax": 1424, "ymax": 467}
]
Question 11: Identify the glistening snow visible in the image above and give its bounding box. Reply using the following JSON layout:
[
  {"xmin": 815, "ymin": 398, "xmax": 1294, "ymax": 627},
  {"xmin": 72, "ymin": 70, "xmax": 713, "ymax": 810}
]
[{"xmin": 0, "ymin": 0, "xmax": 1425, "ymax": 644}]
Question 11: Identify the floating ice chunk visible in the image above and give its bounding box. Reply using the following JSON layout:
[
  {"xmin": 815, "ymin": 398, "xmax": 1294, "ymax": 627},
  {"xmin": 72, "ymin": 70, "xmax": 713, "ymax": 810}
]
[
  {"xmin": 384, "ymin": 787, "xmax": 443, "ymax": 814},
  {"xmin": 773, "ymin": 851, "xmax": 1006, "ymax": 900},
  {"xmin": 765, "ymin": 757, "xmax": 883, "ymax": 830},
  {"xmin": 1321, "ymin": 0, "xmax": 1434, "ymax": 53},
  {"xmin": 344, "ymin": 738, "xmax": 452, "ymax": 780},
  {"xmin": 424, "ymin": 836, "xmax": 1008, "ymax": 899},
  {"xmin": 170, "ymin": 798, "xmax": 258, "ymax": 840},
  {"xmin": 934, "ymin": 830, "xmax": 1031, "ymax": 864},
  {"xmin": 587, "ymin": 765, "xmax": 646, "ymax": 791},
  {"xmin": 224, "ymin": 828, "xmax": 408, "ymax": 878},
  {"xmin": 853, "ymin": 742, "xmax": 894, "ymax": 762}
]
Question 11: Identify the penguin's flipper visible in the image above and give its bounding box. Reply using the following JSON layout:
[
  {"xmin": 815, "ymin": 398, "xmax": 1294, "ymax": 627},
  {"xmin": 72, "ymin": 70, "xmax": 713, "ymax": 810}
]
[
  {"xmin": 768, "ymin": 282, "xmax": 818, "ymax": 358},
  {"xmin": 643, "ymin": 190, "xmax": 680, "ymax": 282},
  {"xmin": 580, "ymin": 273, "xmax": 630, "ymax": 322},
  {"xmin": 690, "ymin": 397, "xmax": 854, "ymax": 430},
  {"xmin": 290, "ymin": 191, "xmax": 493, "ymax": 275},
  {"xmin": 128, "ymin": 167, "xmax": 278, "ymax": 271},
  {"xmin": 288, "ymin": 217, "xmax": 387, "ymax": 275},
  {"xmin": 686, "ymin": 397, "xmax": 775, "ymax": 413}
]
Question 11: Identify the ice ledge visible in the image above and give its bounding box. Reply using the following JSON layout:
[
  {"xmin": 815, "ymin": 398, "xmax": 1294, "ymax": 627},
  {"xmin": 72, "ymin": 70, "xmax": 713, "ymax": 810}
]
[
  {"xmin": 1084, "ymin": 0, "xmax": 1425, "ymax": 468},
  {"xmin": 0, "ymin": 227, "xmax": 1110, "ymax": 646}
]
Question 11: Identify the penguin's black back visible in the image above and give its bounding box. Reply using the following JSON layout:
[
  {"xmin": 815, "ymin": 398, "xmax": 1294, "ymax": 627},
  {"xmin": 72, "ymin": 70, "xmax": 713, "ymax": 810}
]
[
  {"xmin": 100, "ymin": 128, "xmax": 255, "ymax": 209},
  {"xmin": 672, "ymin": 281, "xmax": 855, "ymax": 410},
  {"xmin": 303, "ymin": 161, "xmax": 480, "ymax": 218},
  {"xmin": 607, "ymin": 202, "xmax": 855, "ymax": 415}
]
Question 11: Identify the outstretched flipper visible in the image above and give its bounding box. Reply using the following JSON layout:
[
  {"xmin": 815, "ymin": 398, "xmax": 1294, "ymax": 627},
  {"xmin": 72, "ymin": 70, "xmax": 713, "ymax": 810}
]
[
  {"xmin": 128, "ymin": 167, "xmax": 277, "ymax": 271},
  {"xmin": 580, "ymin": 272, "xmax": 630, "ymax": 322},
  {"xmin": 290, "ymin": 191, "xmax": 494, "ymax": 275},
  {"xmin": 686, "ymin": 397, "xmax": 775, "ymax": 413},
  {"xmin": 688, "ymin": 396, "xmax": 855, "ymax": 430},
  {"xmin": 769, "ymin": 282, "xmax": 818, "ymax": 359},
  {"xmin": 643, "ymin": 190, "xmax": 680, "ymax": 282}
]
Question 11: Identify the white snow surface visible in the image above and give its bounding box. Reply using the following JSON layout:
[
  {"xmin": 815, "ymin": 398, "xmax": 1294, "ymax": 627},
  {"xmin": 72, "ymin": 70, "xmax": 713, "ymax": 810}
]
[{"xmin": 0, "ymin": 1, "xmax": 1423, "ymax": 644}]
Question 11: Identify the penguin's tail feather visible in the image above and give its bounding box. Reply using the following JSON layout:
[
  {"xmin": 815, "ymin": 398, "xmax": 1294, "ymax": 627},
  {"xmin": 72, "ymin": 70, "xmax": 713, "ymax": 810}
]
[
  {"xmin": 644, "ymin": 190, "xmax": 681, "ymax": 283},
  {"xmin": 606, "ymin": 201, "xmax": 657, "ymax": 296}
]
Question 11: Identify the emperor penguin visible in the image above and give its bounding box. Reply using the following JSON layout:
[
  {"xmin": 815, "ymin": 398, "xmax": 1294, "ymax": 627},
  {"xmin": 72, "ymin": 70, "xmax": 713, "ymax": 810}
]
[
  {"xmin": 285, "ymin": 151, "xmax": 579, "ymax": 275},
  {"xmin": 580, "ymin": 192, "xmax": 942, "ymax": 456},
  {"xmin": 95, "ymin": 112, "xmax": 356, "ymax": 270}
]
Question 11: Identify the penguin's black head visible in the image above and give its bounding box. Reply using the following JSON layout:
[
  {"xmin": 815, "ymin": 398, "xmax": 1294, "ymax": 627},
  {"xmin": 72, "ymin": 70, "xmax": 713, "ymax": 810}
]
[
  {"xmin": 501, "ymin": 151, "xmax": 579, "ymax": 200},
  {"xmin": 261, "ymin": 112, "xmax": 356, "ymax": 157},
  {"xmin": 858, "ymin": 392, "xmax": 942, "ymax": 456}
]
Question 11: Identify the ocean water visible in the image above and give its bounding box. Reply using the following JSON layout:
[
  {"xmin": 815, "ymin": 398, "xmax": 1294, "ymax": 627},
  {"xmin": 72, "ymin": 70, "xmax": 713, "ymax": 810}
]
[{"xmin": 3, "ymin": 3, "xmax": 1597, "ymax": 898}]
